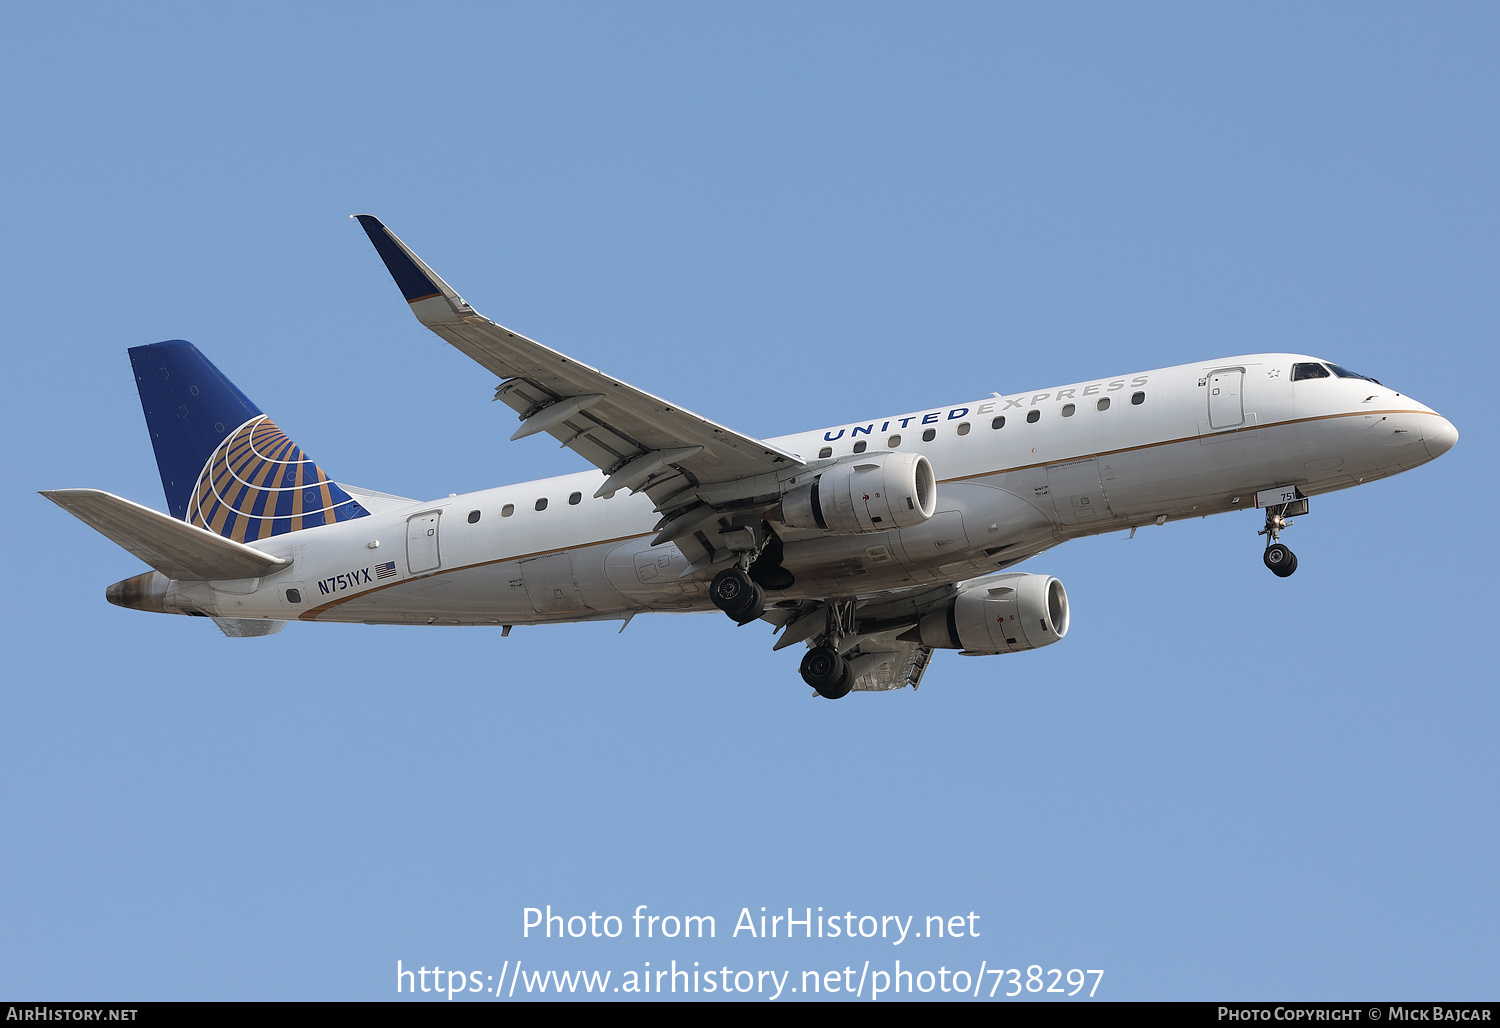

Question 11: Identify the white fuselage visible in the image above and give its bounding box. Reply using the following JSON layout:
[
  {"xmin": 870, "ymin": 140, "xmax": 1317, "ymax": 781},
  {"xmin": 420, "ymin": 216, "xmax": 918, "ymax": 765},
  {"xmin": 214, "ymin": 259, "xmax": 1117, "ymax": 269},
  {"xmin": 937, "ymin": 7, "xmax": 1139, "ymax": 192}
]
[{"xmin": 159, "ymin": 353, "xmax": 1455, "ymax": 627}]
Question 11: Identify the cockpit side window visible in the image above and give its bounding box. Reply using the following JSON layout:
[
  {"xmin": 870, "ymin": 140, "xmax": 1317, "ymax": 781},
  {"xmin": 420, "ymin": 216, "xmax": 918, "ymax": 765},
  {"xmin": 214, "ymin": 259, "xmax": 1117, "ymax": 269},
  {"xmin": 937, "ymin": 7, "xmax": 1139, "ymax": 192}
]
[
  {"xmin": 1326, "ymin": 363, "xmax": 1380, "ymax": 384},
  {"xmin": 1292, "ymin": 362, "xmax": 1331, "ymax": 381}
]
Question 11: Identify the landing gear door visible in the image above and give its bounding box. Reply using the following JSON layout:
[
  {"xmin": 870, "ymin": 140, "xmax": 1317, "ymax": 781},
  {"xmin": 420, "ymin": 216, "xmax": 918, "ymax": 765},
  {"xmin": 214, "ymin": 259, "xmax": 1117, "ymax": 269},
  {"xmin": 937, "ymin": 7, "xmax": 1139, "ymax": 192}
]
[
  {"xmin": 1208, "ymin": 369, "xmax": 1245, "ymax": 429},
  {"xmin": 406, "ymin": 511, "xmax": 442, "ymax": 575}
]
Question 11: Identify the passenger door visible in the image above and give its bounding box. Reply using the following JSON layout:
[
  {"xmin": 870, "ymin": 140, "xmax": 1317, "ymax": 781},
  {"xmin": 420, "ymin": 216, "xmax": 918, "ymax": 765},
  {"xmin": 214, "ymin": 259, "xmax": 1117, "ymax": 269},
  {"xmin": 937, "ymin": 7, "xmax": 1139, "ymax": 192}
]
[
  {"xmin": 406, "ymin": 511, "xmax": 442, "ymax": 575},
  {"xmin": 1208, "ymin": 369, "xmax": 1245, "ymax": 430}
]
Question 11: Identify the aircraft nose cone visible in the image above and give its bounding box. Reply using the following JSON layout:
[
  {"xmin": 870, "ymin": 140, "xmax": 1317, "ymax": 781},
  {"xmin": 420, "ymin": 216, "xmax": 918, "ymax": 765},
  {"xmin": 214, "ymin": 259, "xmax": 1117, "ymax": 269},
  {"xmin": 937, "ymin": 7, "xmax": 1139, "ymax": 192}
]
[{"xmin": 1423, "ymin": 416, "xmax": 1459, "ymax": 460}]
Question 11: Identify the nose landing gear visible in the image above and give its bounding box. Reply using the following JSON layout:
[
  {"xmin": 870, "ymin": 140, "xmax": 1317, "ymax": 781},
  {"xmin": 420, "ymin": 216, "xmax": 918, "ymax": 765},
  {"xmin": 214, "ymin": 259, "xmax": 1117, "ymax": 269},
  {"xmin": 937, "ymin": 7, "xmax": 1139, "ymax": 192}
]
[{"xmin": 1257, "ymin": 495, "xmax": 1307, "ymax": 578}]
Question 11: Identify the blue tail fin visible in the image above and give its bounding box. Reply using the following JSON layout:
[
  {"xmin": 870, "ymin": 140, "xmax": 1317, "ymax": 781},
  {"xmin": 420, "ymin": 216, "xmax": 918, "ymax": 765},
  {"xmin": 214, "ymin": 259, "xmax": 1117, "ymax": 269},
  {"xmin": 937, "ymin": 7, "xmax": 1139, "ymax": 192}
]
[{"xmin": 129, "ymin": 340, "xmax": 369, "ymax": 542}]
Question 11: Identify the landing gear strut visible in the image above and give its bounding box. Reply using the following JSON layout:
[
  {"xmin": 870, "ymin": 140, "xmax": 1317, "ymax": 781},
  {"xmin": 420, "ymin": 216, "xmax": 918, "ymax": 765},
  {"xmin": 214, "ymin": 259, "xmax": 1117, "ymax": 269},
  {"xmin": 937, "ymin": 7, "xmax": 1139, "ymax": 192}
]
[
  {"xmin": 1257, "ymin": 498, "xmax": 1305, "ymax": 578},
  {"xmin": 710, "ymin": 567, "xmax": 765, "ymax": 624}
]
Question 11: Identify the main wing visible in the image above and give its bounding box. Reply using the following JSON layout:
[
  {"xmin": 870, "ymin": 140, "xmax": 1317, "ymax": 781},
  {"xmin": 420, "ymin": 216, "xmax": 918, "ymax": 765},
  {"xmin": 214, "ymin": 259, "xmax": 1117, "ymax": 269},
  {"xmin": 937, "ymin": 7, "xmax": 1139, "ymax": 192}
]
[{"xmin": 354, "ymin": 217, "xmax": 803, "ymax": 524}]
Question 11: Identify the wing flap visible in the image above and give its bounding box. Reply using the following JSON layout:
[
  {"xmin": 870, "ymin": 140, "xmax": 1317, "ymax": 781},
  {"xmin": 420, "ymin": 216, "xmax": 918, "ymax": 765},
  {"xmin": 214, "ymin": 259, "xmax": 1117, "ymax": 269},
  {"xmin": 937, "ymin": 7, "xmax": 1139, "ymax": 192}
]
[
  {"xmin": 850, "ymin": 640, "xmax": 935, "ymax": 692},
  {"xmin": 42, "ymin": 489, "xmax": 288, "ymax": 582}
]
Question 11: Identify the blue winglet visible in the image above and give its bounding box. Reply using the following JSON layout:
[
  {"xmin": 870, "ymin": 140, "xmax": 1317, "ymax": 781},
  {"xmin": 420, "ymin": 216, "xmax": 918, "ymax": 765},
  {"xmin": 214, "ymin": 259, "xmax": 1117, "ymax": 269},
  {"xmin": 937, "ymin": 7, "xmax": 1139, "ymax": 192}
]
[{"xmin": 353, "ymin": 214, "xmax": 446, "ymax": 303}]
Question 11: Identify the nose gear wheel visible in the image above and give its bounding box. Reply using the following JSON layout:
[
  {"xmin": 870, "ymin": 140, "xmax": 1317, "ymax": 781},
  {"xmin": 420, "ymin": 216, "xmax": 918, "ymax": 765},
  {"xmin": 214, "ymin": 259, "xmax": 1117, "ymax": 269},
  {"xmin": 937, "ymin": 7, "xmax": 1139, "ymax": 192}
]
[{"xmin": 1263, "ymin": 542, "xmax": 1297, "ymax": 577}]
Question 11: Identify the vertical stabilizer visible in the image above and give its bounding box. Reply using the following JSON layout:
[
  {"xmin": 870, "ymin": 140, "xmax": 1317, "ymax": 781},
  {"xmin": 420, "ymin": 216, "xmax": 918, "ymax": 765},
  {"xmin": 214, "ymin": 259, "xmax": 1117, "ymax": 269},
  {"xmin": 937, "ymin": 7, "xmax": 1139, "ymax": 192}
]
[{"xmin": 129, "ymin": 340, "xmax": 369, "ymax": 542}]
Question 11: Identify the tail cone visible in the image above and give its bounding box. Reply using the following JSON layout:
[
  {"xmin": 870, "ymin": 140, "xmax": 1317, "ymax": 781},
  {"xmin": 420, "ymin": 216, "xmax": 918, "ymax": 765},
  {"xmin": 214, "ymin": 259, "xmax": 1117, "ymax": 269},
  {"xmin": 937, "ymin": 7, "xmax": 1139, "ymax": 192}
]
[{"xmin": 106, "ymin": 571, "xmax": 168, "ymax": 613}]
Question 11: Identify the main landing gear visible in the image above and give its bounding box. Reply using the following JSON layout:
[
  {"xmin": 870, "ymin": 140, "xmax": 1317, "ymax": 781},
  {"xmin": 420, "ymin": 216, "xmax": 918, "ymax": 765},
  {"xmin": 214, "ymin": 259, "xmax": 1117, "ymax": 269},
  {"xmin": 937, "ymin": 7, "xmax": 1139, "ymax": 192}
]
[
  {"xmin": 706, "ymin": 525, "xmax": 852, "ymax": 699},
  {"xmin": 1257, "ymin": 497, "xmax": 1307, "ymax": 578},
  {"xmin": 791, "ymin": 599, "xmax": 858, "ymax": 699},
  {"xmin": 710, "ymin": 567, "xmax": 765, "ymax": 625},
  {"xmin": 799, "ymin": 645, "xmax": 852, "ymax": 700},
  {"xmin": 708, "ymin": 525, "xmax": 794, "ymax": 625}
]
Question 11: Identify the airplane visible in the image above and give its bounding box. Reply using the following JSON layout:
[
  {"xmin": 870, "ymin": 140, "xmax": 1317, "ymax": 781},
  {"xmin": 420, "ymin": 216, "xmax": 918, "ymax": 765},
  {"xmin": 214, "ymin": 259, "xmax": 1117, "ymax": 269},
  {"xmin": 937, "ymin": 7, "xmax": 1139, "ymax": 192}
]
[{"xmin": 43, "ymin": 215, "xmax": 1460, "ymax": 698}]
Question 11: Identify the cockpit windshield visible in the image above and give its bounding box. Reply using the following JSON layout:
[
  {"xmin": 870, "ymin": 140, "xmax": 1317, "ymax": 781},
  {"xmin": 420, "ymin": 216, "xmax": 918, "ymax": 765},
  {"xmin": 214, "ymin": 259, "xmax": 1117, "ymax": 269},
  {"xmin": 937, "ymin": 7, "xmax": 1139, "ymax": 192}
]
[
  {"xmin": 1325, "ymin": 362, "xmax": 1380, "ymax": 385},
  {"xmin": 1291, "ymin": 361, "xmax": 1382, "ymax": 386}
]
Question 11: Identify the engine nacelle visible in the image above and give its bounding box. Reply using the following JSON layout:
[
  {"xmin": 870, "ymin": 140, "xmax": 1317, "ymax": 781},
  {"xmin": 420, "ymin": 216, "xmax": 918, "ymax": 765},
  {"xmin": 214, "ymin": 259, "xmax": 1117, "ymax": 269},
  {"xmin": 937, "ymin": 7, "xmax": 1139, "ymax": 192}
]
[
  {"xmin": 910, "ymin": 573, "xmax": 1069, "ymax": 655},
  {"xmin": 781, "ymin": 452, "xmax": 936, "ymax": 535}
]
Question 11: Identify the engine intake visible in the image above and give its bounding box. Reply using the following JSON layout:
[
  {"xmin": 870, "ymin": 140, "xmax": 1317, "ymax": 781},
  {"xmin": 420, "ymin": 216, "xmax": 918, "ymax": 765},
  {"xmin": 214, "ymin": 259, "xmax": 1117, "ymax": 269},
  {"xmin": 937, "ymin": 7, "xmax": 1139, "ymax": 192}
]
[
  {"xmin": 906, "ymin": 573, "xmax": 1069, "ymax": 655},
  {"xmin": 781, "ymin": 453, "xmax": 936, "ymax": 535}
]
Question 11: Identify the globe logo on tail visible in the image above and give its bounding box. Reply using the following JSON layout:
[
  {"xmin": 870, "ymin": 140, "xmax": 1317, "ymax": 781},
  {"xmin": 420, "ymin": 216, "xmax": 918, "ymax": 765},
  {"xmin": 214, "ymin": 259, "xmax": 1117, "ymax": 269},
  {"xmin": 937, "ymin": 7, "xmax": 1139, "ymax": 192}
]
[{"xmin": 187, "ymin": 415, "xmax": 368, "ymax": 542}]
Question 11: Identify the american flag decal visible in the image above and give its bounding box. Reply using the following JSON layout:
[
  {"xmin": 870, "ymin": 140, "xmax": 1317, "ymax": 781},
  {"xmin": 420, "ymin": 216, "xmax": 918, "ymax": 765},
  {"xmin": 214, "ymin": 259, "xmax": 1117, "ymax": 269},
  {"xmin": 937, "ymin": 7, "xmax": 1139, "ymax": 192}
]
[{"xmin": 375, "ymin": 561, "xmax": 398, "ymax": 580}]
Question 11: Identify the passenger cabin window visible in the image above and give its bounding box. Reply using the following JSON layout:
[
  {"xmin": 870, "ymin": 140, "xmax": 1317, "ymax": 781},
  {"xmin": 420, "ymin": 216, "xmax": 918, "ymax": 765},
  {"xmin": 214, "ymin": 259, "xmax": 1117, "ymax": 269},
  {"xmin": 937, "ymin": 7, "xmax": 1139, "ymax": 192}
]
[
  {"xmin": 1292, "ymin": 362, "xmax": 1330, "ymax": 381},
  {"xmin": 1061, "ymin": 404, "xmax": 1075, "ymax": 417},
  {"xmin": 991, "ymin": 416, "xmax": 1005, "ymax": 429},
  {"xmin": 852, "ymin": 440, "xmax": 868, "ymax": 453},
  {"xmin": 467, "ymin": 509, "xmax": 481, "ymax": 524},
  {"xmin": 922, "ymin": 428, "xmax": 936, "ymax": 442},
  {"xmin": 1026, "ymin": 410, "xmax": 1040, "ymax": 424},
  {"xmin": 957, "ymin": 422, "xmax": 971, "ymax": 436},
  {"xmin": 887, "ymin": 434, "xmax": 901, "ymax": 447},
  {"xmin": 1131, "ymin": 391, "xmax": 1146, "ymax": 405},
  {"xmin": 285, "ymin": 588, "xmax": 301, "ymax": 604},
  {"xmin": 818, "ymin": 446, "xmax": 832, "ymax": 458},
  {"xmin": 568, "ymin": 492, "xmax": 581, "ymax": 505},
  {"xmin": 1096, "ymin": 397, "xmax": 1110, "ymax": 411},
  {"xmin": 535, "ymin": 498, "xmax": 548, "ymax": 511},
  {"xmin": 501, "ymin": 503, "xmax": 514, "ymax": 517}
]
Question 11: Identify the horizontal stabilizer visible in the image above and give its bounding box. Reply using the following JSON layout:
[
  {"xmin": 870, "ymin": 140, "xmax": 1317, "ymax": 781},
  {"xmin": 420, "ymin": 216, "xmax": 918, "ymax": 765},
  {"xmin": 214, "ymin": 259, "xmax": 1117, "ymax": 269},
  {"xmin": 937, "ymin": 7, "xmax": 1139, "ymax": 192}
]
[{"xmin": 41, "ymin": 489, "xmax": 289, "ymax": 582}]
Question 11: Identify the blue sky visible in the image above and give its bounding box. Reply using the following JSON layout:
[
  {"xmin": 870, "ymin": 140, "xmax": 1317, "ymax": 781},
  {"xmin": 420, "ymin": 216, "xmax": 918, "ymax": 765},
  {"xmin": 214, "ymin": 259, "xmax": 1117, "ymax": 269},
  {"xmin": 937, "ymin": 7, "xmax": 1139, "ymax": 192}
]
[{"xmin": 2, "ymin": 2, "xmax": 1495, "ymax": 1001}]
